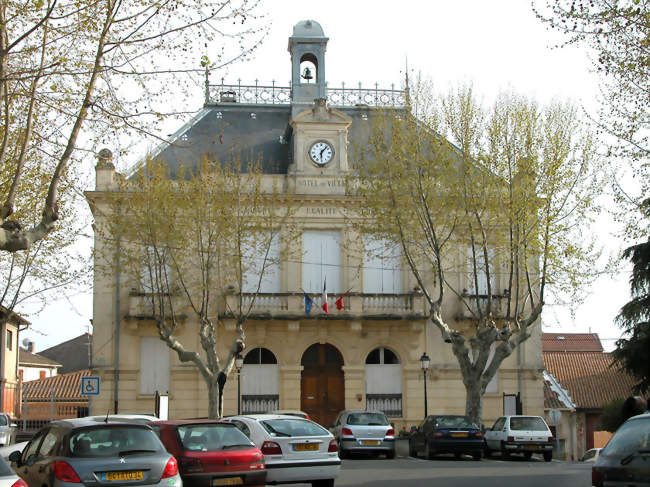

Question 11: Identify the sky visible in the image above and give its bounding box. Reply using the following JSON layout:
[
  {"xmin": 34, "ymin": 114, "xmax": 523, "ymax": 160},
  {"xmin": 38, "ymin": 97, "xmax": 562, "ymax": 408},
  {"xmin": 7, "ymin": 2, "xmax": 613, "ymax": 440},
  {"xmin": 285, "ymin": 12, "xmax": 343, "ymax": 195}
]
[{"xmin": 21, "ymin": 0, "xmax": 631, "ymax": 352}]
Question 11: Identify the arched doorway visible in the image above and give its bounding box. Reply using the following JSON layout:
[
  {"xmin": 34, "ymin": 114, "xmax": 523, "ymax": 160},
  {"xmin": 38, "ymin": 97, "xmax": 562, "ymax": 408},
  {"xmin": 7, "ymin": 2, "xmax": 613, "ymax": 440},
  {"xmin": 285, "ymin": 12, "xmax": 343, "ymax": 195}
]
[{"xmin": 301, "ymin": 343, "xmax": 344, "ymax": 426}]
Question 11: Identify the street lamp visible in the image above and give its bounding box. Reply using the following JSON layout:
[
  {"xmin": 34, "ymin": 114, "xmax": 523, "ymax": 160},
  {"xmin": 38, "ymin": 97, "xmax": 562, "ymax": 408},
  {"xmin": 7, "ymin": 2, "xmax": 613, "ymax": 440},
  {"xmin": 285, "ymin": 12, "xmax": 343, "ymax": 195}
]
[
  {"xmin": 235, "ymin": 353, "xmax": 244, "ymax": 415},
  {"xmin": 420, "ymin": 352, "xmax": 431, "ymax": 418}
]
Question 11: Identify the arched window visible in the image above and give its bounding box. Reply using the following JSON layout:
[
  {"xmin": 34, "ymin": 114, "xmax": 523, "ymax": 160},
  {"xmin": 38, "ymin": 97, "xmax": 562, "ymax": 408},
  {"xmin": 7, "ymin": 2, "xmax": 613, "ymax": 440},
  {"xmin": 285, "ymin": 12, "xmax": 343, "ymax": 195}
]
[
  {"xmin": 300, "ymin": 53, "xmax": 318, "ymax": 83},
  {"xmin": 244, "ymin": 347, "xmax": 277, "ymax": 365},
  {"xmin": 365, "ymin": 347, "xmax": 402, "ymax": 417}
]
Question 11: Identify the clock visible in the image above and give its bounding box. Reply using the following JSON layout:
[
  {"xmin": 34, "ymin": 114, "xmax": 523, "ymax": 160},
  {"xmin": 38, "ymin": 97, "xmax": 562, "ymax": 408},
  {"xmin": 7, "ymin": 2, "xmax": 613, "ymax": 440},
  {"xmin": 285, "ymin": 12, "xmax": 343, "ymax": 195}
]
[{"xmin": 309, "ymin": 141, "xmax": 334, "ymax": 166}]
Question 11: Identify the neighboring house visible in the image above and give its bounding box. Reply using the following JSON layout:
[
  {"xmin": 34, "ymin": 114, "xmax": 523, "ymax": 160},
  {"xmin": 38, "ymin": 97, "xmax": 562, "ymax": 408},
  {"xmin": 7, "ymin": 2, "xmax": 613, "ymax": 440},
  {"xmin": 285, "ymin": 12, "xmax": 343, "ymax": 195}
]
[
  {"xmin": 85, "ymin": 20, "xmax": 545, "ymax": 428},
  {"xmin": 542, "ymin": 332, "xmax": 636, "ymax": 460},
  {"xmin": 0, "ymin": 307, "xmax": 29, "ymax": 417},
  {"xmin": 21, "ymin": 369, "xmax": 91, "ymax": 421},
  {"xmin": 39, "ymin": 333, "xmax": 92, "ymax": 374},
  {"xmin": 19, "ymin": 345, "xmax": 61, "ymax": 382}
]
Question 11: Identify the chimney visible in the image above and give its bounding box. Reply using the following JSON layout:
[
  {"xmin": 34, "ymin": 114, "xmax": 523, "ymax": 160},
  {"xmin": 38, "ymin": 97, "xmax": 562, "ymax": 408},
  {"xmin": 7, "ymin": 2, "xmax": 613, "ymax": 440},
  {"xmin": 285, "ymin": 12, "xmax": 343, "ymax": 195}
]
[{"xmin": 27, "ymin": 341, "xmax": 34, "ymax": 352}]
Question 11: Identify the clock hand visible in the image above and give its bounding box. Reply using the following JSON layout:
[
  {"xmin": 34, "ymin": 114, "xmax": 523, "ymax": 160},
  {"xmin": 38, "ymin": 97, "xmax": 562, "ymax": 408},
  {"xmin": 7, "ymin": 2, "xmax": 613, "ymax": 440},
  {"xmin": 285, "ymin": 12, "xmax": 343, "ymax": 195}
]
[{"xmin": 320, "ymin": 146, "xmax": 325, "ymax": 158}]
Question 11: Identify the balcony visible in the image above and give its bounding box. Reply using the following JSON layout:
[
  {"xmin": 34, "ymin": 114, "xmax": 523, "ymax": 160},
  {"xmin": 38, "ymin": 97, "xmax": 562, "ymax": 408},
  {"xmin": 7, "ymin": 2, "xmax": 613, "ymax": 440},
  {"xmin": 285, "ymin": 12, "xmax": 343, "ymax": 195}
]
[
  {"xmin": 456, "ymin": 293, "xmax": 509, "ymax": 320},
  {"xmin": 225, "ymin": 291, "xmax": 426, "ymax": 321},
  {"xmin": 242, "ymin": 394, "xmax": 279, "ymax": 414},
  {"xmin": 366, "ymin": 393, "xmax": 402, "ymax": 418}
]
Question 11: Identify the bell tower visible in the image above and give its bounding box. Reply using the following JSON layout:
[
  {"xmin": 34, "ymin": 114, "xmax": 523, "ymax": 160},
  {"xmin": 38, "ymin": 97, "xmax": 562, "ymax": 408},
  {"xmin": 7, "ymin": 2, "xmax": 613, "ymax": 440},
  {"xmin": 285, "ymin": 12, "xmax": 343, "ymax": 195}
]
[{"xmin": 288, "ymin": 20, "xmax": 328, "ymax": 115}]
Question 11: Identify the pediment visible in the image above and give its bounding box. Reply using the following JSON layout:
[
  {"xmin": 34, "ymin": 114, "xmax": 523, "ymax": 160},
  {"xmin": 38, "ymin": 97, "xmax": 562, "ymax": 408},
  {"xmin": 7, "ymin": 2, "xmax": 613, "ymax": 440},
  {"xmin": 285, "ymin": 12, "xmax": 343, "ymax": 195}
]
[{"xmin": 290, "ymin": 102, "xmax": 352, "ymax": 127}]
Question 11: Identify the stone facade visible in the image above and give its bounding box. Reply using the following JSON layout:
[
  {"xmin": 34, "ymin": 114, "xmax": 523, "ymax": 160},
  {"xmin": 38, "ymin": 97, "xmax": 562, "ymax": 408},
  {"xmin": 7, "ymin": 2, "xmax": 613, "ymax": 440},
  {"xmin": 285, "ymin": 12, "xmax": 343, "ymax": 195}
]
[{"xmin": 85, "ymin": 20, "xmax": 544, "ymax": 430}]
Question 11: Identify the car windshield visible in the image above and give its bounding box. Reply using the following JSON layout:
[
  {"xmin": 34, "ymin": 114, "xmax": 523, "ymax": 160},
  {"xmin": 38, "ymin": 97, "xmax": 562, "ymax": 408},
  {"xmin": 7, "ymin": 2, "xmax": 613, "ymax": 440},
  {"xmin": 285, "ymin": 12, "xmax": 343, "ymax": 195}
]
[
  {"xmin": 434, "ymin": 416, "xmax": 475, "ymax": 428},
  {"xmin": 509, "ymin": 417, "xmax": 548, "ymax": 431},
  {"xmin": 177, "ymin": 424, "xmax": 254, "ymax": 451},
  {"xmin": 601, "ymin": 418, "xmax": 650, "ymax": 456},
  {"xmin": 347, "ymin": 413, "xmax": 389, "ymax": 426},
  {"xmin": 69, "ymin": 426, "xmax": 163, "ymax": 457},
  {"xmin": 261, "ymin": 419, "xmax": 329, "ymax": 437}
]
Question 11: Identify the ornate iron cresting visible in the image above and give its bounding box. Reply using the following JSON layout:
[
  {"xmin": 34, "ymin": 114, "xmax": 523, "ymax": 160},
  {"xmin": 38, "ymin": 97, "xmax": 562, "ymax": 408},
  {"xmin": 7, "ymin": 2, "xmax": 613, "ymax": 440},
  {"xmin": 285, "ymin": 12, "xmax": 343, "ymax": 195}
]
[{"xmin": 205, "ymin": 78, "xmax": 407, "ymax": 108}]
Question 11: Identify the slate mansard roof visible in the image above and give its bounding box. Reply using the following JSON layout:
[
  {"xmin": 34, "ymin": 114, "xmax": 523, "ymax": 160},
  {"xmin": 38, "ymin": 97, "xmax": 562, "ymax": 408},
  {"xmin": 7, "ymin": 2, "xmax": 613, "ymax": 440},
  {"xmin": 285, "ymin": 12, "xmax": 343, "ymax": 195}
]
[{"xmin": 138, "ymin": 103, "xmax": 393, "ymax": 178}]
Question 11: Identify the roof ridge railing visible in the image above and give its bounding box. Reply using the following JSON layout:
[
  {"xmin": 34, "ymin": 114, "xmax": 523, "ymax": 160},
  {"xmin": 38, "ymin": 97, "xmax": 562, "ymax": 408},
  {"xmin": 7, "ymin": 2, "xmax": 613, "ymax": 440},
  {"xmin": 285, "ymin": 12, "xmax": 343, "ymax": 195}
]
[{"xmin": 204, "ymin": 78, "xmax": 407, "ymax": 108}]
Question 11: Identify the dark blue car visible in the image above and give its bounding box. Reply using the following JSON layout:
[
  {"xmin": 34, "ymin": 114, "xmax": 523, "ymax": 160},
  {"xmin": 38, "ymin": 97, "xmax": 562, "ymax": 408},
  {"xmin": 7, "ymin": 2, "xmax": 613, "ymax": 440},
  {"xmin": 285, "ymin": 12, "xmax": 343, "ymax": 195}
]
[{"xmin": 409, "ymin": 415, "xmax": 484, "ymax": 460}]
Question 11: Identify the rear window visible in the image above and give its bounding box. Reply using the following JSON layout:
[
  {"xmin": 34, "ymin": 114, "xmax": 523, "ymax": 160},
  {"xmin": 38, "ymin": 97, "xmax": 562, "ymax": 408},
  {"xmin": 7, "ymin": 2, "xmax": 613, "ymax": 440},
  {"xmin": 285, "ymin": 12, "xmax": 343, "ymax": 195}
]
[
  {"xmin": 434, "ymin": 416, "xmax": 476, "ymax": 428},
  {"xmin": 601, "ymin": 417, "xmax": 650, "ymax": 456},
  {"xmin": 69, "ymin": 426, "xmax": 163, "ymax": 457},
  {"xmin": 261, "ymin": 419, "xmax": 329, "ymax": 437},
  {"xmin": 346, "ymin": 413, "xmax": 389, "ymax": 426},
  {"xmin": 177, "ymin": 424, "xmax": 254, "ymax": 451},
  {"xmin": 509, "ymin": 417, "xmax": 549, "ymax": 432}
]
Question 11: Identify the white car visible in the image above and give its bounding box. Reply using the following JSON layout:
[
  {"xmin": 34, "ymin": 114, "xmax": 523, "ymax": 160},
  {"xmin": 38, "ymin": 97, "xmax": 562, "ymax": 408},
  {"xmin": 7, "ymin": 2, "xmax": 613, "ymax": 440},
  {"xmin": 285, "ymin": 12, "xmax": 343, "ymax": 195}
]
[
  {"xmin": 484, "ymin": 415, "xmax": 554, "ymax": 461},
  {"xmin": 223, "ymin": 414, "xmax": 340, "ymax": 487},
  {"xmin": 0, "ymin": 455, "xmax": 25, "ymax": 487}
]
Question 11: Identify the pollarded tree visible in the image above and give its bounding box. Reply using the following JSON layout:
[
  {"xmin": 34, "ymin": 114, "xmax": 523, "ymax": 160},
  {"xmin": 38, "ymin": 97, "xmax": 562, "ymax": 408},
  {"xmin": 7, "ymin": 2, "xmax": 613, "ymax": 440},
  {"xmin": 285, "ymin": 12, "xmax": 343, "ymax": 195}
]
[
  {"xmin": 99, "ymin": 159, "xmax": 296, "ymax": 418},
  {"xmin": 351, "ymin": 84, "xmax": 602, "ymax": 424}
]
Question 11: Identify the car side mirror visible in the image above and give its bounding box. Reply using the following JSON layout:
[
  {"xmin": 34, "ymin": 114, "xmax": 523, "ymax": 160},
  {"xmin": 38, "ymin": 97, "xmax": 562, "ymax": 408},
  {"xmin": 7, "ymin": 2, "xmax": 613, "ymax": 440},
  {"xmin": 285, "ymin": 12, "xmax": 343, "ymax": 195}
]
[{"xmin": 8, "ymin": 451, "xmax": 21, "ymax": 464}]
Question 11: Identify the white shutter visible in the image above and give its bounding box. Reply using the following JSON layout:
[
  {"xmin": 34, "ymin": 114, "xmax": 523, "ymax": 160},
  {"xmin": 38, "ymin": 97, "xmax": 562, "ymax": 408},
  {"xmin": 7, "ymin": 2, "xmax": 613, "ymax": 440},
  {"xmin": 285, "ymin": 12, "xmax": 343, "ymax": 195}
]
[
  {"xmin": 242, "ymin": 234, "xmax": 281, "ymax": 293},
  {"xmin": 362, "ymin": 238, "xmax": 402, "ymax": 294},
  {"xmin": 302, "ymin": 230, "xmax": 341, "ymax": 293},
  {"xmin": 139, "ymin": 337, "xmax": 171, "ymax": 395},
  {"xmin": 365, "ymin": 364, "xmax": 402, "ymax": 394},
  {"xmin": 241, "ymin": 364, "xmax": 279, "ymax": 395}
]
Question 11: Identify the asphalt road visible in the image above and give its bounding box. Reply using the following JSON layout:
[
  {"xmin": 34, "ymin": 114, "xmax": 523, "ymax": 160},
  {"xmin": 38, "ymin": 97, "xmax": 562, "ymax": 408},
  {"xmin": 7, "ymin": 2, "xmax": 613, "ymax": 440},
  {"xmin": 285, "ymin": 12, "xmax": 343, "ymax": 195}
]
[{"xmin": 301, "ymin": 454, "xmax": 592, "ymax": 487}]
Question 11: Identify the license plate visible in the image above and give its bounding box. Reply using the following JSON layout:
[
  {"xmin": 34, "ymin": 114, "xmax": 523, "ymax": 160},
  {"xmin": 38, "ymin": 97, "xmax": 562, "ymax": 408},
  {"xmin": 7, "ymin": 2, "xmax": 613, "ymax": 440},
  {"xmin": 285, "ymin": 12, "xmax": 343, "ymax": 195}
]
[
  {"xmin": 525, "ymin": 445, "xmax": 539, "ymax": 450},
  {"xmin": 212, "ymin": 478, "xmax": 242, "ymax": 486},
  {"xmin": 362, "ymin": 440, "xmax": 380, "ymax": 445},
  {"xmin": 105, "ymin": 471, "xmax": 144, "ymax": 481},
  {"xmin": 294, "ymin": 443, "xmax": 319, "ymax": 451},
  {"xmin": 451, "ymin": 433, "xmax": 468, "ymax": 438}
]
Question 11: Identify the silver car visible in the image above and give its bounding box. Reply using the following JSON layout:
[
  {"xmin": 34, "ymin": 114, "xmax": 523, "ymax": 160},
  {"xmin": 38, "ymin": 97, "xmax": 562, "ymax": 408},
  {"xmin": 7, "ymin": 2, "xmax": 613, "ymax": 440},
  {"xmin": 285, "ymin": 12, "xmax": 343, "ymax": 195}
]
[
  {"xmin": 8, "ymin": 417, "xmax": 182, "ymax": 487},
  {"xmin": 331, "ymin": 410, "xmax": 395, "ymax": 459},
  {"xmin": 0, "ymin": 415, "xmax": 16, "ymax": 448}
]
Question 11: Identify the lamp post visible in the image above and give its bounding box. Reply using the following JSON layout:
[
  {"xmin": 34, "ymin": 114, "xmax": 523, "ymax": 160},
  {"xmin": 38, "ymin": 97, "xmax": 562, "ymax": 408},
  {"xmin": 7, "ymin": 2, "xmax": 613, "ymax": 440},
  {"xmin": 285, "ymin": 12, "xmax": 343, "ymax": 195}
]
[
  {"xmin": 420, "ymin": 352, "xmax": 430, "ymax": 418},
  {"xmin": 235, "ymin": 354, "xmax": 244, "ymax": 415}
]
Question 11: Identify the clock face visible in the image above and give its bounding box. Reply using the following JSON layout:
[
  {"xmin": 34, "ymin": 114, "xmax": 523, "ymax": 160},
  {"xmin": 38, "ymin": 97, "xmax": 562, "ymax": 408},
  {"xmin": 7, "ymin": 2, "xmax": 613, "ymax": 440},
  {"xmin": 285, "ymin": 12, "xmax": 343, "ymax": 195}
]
[{"xmin": 309, "ymin": 141, "xmax": 334, "ymax": 166}]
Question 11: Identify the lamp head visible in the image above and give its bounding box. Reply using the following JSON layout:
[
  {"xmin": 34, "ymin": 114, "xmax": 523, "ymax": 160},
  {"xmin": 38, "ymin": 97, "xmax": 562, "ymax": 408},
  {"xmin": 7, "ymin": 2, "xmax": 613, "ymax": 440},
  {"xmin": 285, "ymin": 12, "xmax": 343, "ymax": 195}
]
[
  {"xmin": 420, "ymin": 352, "xmax": 430, "ymax": 371},
  {"xmin": 235, "ymin": 353, "xmax": 244, "ymax": 370}
]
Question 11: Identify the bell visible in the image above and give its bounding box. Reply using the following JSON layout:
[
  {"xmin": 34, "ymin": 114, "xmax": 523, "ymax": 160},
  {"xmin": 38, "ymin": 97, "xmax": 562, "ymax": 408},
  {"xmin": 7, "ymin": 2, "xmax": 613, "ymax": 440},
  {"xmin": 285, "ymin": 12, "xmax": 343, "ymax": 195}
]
[{"xmin": 302, "ymin": 67, "xmax": 313, "ymax": 81}]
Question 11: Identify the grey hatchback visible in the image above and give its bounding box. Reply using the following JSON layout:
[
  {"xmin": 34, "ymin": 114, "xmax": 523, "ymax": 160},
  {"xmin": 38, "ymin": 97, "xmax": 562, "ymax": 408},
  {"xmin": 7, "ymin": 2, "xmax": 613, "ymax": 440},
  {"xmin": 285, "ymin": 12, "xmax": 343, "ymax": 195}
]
[
  {"xmin": 8, "ymin": 418, "xmax": 181, "ymax": 487},
  {"xmin": 331, "ymin": 410, "xmax": 395, "ymax": 459}
]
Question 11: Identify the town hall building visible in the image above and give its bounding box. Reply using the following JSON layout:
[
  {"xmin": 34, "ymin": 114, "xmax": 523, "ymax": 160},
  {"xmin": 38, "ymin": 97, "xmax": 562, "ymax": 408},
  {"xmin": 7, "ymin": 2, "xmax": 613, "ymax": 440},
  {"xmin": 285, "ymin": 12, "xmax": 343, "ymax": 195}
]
[{"xmin": 86, "ymin": 20, "xmax": 545, "ymax": 429}]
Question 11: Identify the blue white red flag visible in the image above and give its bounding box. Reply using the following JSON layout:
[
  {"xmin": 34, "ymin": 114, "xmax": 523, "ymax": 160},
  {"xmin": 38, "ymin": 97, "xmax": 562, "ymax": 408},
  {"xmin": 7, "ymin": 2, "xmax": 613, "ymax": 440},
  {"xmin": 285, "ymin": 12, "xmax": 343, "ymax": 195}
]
[{"xmin": 322, "ymin": 277, "xmax": 329, "ymax": 314}]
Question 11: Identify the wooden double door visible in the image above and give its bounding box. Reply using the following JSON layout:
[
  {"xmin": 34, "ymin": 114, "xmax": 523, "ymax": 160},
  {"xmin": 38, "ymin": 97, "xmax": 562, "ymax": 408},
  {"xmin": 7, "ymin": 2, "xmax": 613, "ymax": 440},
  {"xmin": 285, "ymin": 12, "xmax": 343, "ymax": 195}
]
[{"xmin": 301, "ymin": 343, "xmax": 344, "ymax": 427}]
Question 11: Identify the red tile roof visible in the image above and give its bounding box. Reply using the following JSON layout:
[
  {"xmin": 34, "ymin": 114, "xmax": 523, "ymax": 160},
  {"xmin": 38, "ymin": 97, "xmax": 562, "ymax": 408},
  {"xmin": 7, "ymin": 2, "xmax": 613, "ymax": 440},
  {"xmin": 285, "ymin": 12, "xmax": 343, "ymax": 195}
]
[
  {"xmin": 23, "ymin": 370, "xmax": 91, "ymax": 402},
  {"xmin": 543, "ymin": 352, "xmax": 636, "ymax": 409},
  {"xmin": 542, "ymin": 333, "xmax": 603, "ymax": 352}
]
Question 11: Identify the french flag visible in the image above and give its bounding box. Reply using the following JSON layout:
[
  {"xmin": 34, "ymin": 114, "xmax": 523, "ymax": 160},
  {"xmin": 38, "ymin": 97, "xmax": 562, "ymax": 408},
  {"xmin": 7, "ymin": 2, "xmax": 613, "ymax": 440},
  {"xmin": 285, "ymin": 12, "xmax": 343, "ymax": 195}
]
[{"xmin": 322, "ymin": 277, "xmax": 329, "ymax": 314}]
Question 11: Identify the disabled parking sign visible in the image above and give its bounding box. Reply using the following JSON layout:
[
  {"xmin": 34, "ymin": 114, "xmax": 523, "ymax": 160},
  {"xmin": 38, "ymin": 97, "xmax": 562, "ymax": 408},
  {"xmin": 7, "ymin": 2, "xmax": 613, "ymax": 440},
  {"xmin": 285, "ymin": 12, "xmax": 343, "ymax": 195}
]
[{"xmin": 81, "ymin": 376, "xmax": 100, "ymax": 396}]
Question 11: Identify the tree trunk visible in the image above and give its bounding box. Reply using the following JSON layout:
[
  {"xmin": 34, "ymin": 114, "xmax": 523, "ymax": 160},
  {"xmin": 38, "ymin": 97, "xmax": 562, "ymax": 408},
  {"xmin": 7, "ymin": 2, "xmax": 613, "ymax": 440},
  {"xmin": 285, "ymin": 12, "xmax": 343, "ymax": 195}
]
[
  {"xmin": 207, "ymin": 380, "xmax": 219, "ymax": 419},
  {"xmin": 465, "ymin": 381, "xmax": 483, "ymax": 427}
]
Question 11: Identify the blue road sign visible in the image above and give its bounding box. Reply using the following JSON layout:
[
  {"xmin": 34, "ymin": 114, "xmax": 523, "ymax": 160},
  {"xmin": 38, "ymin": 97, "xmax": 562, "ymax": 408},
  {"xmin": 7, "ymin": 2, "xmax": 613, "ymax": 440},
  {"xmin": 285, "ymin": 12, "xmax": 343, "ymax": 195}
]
[{"xmin": 81, "ymin": 376, "xmax": 100, "ymax": 396}]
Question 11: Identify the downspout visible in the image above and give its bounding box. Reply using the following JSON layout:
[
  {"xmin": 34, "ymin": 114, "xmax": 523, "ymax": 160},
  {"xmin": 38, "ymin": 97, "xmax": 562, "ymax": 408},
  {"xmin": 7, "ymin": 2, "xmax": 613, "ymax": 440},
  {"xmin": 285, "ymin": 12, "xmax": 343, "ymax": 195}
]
[
  {"xmin": 113, "ymin": 239, "xmax": 121, "ymax": 414},
  {"xmin": 517, "ymin": 343, "xmax": 522, "ymax": 410}
]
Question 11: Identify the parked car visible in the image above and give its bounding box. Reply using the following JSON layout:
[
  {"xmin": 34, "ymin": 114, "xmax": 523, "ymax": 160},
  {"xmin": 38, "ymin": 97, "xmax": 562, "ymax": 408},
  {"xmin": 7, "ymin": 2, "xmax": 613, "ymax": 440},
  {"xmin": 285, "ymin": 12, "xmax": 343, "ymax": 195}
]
[
  {"xmin": 580, "ymin": 447, "xmax": 602, "ymax": 462},
  {"xmin": 0, "ymin": 455, "xmax": 25, "ymax": 487},
  {"xmin": 87, "ymin": 414, "xmax": 160, "ymax": 425},
  {"xmin": 269, "ymin": 410, "xmax": 311, "ymax": 421},
  {"xmin": 330, "ymin": 410, "xmax": 395, "ymax": 459},
  {"xmin": 592, "ymin": 412, "xmax": 650, "ymax": 487},
  {"xmin": 150, "ymin": 420, "xmax": 265, "ymax": 486},
  {"xmin": 0, "ymin": 415, "xmax": 16, "ymax": 447},
  {"xmin": 484, "ymin": 415, "xmax": 554, "ymax": 461},
  {"xmin": 408, "ymin": 415, "xmax": 483, "ymax": 460},
  {"xmin": 222, "ymin": 414, "xmax": 340, "ymax": 487},
  {"xmin": 8, "ymin": 417, "xmax": 181, "ymax": 487}
]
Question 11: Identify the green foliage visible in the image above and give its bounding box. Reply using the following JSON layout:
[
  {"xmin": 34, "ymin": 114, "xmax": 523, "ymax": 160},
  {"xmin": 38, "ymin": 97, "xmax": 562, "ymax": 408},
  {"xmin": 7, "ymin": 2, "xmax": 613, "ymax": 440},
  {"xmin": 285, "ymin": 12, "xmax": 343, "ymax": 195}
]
[{"xmin": 598, "ymin": 398, "xmax": 626, "ymax": 432}]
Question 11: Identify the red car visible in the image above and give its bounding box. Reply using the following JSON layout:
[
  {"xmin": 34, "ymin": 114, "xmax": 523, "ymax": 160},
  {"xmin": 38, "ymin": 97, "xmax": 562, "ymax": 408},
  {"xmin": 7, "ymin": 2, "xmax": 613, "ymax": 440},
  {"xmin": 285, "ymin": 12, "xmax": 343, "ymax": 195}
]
[{"xmin": 150, "ymin": 420, "xmax": 266, "ymax": 487}]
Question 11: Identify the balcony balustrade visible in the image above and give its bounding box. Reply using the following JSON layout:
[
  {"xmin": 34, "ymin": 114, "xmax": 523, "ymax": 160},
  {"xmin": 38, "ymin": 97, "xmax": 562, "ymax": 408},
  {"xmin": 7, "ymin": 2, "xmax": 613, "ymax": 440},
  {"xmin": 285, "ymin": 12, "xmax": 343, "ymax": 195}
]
[
  {"xmin": 366, "ymin": 393, "xmax": 402, "ymax": 418},
  {"xmin": 457, "ymin": 294, "xmax": 508, "ymax": 320}
]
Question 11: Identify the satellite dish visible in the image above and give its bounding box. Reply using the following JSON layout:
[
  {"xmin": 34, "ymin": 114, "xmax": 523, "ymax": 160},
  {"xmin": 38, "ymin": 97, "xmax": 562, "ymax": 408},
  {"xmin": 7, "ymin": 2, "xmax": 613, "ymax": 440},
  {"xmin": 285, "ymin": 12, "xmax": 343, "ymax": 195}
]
[{"xmin": 22, "ymin": 338, "xmax": 31, "ymax": 347}]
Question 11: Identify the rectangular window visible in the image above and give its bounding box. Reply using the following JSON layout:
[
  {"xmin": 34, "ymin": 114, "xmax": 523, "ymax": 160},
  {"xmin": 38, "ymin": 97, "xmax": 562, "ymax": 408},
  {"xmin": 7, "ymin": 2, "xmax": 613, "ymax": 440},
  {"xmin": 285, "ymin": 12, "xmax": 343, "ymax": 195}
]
[
  {"xmin": 141, "ymin": 246, "xmax": 171, "ymax": 293},
  {"xmin": 301, "ymin": 230, "xmax": 342, "ymax": 293},
  {"xmin": 362, "ymin": 237, "xmax": 402, "ymax": 294},
  {"xmin": 242, "ymin": 233, "xmax": 281, "ymax": 293},
  {"xmin": 467, "ymin": 246, "xmax": 497, "ymax": 295},
  {"xmin": 139, "ymin": 337, "xmax": 170, "ymax": 395},
  {"xmin": 6, "ymin": 329, "xmax": 12, "ymax": 350}
]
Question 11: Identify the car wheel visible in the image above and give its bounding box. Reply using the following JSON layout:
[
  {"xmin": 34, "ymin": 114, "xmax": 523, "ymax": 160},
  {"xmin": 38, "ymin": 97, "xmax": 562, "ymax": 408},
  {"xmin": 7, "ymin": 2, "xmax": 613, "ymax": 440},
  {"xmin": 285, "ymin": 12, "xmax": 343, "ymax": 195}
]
[
  {"xmin": 454, "ymin": 452, "xmax": 461, "ymax": 459},
  {"xmin": 484, "ymin": 445, "xmax": 492, "ymax": 458},
  {"xmin": 425, "ymin": 442, "xmax": 435, "ymax": 460},
  {"xmin": 472, "ymin": 452, "xmax": 481, "ymax": 461},
  {"xmin": 338, "ymin": 445, "xmax": 348, "ymax": 459},
  {"xmin": 409, "ymin": 442, "xmax": 416, "ymax": 458},
  {"xmin": 543, "ymin": 451, "xmax": 552, "ymax": 462},
  {"xmin": 524, "ymin": 452, "xmax": 533, "ymax": 460},
  {"xmin": 501, "ymin": 442, "xmax": 510, "ymax": 459},
  {"xmin": 386, "ymin": 450, "xmax": 395, "ymax": 459},
  {"xmin": 312, "ymin": 479, "xmax": 335, "ymax": 487}
]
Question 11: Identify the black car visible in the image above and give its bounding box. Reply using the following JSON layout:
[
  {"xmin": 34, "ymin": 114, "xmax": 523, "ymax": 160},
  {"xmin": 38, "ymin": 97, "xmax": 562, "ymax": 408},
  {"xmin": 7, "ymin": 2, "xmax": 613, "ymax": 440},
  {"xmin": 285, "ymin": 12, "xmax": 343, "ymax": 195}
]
[
  {"xmin": 592, "ymin": 412, "xmax": 650, "ymax": 487},
  {"xmin": 409, "ymin": 415, "xmax": 483, "ymax": 460}
]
